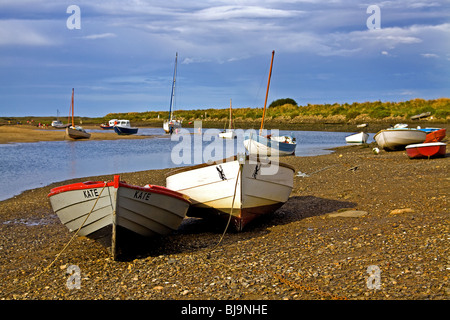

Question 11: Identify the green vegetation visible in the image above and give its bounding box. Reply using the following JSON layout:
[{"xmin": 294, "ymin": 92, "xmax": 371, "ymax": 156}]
[
  {"xmin": 268, "ymin": 98, "xmax": 298, "ymax": 108},
  {"xmin": 1, "ymin": 98, "xmax": 448, "ymax": 130}
]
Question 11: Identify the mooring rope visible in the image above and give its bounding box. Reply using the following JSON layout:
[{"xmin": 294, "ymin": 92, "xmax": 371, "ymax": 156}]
[
  {"xmin": 209, "ymin": 163, "xmax": 243, "ymax": 254},
  {"xmin": 2, "ymin": 181, "xmax": 109, "ymax": 298}
]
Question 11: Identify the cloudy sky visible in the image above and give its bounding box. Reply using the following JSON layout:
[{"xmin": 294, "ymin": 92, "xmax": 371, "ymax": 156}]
[{"xmin": 0, "ymin": 0, "xmax": 449, "ymax": 117}]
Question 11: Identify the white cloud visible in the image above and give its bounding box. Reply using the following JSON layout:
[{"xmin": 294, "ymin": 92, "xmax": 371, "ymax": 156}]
[
  {"xmin": 420, "ymin": 53, "xmax": 439, "ymax": 58},
  {"xmin": 192, "ymin": 5, "xmax": 303, "ymax": 20},
  {"xmin": 0, "ymin": 20, "xmax": 55, "ymax": 46},
  {"xmin": 82, "ymin": 33, "xmax": 117, "ymax": 40}
]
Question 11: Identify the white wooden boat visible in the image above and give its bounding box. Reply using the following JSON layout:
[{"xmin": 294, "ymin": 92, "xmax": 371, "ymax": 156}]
[
  {"xmin": 243, "ymin": 51, "xmax": 296, "ymax": 156},
  {"xmin": 244, "ymin": 133, "xmax": 296, "ymax": 156},
  {"xmin": 66, "ymin": 88, "xmax": 91, "ymax": 140},
  {"xmin": 345, "ymin": 131, "xmax": 369, "ymax": 144},
  {"xmin": 48, "ymin": 175, "xmax": 190, "ymax": 259},
  {"xmin": 66, "ymin": 125, "xmax": 91, "ymax": 139},
  {"xmin": 219, "ymin": 130, "xmax": 236, "ymax": 139},
  {"xmin": 166, "ymin": 155, "xmax": 295, "ymax": 231},
  {"xmin": 374, "ymin": 128, "xmax": 426, "ymax": 151},
  {"xmin": 219, "ymin": 99, "xmax": 236, "ymax": 139},
  {"xmin": 163, "ymin": 119, "xmax": 182, "ymax": 134},
  {"xmin": 163, "ymin": 52, "xmax": 182, "ymax": 134}
]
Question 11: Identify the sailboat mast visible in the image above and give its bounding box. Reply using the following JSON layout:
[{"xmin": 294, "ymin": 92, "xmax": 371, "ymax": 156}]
[
  {"xmin": 229, "ymin": 98, "xmax": 232, "ymax": 130},
  {"xmin": 260, "ymin": 50, "xmax": 275, "ymax": 135},
  {"xmin": 168, "ymin": 52, "xmax": 178, "ymax": 121},
  {"xmin": 71, "ymin": 88, "xmax": 75, "ymax": 127}
]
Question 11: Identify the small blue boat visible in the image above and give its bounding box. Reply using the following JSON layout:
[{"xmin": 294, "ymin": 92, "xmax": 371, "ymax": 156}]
[{"xmin": 113, "ymin": 119, "xmax": 138, "ymax": 135}]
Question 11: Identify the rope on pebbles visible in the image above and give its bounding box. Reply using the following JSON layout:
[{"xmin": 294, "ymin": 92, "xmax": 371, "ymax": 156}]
[{"xmin": 2, "ymin": 181, "xmax": 109, "ymax": 299}]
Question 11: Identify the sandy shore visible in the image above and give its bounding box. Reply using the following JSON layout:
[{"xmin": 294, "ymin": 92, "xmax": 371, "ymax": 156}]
[
  {"xmin": 0, "ymin": 125, "xmax": 150, "ymax": 144},
  {"xmin": 0, "ymin": 128, "xmax": 448, "ymax": 302}
]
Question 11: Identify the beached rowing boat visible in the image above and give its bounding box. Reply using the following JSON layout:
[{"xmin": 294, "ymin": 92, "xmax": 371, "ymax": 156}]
[
  {"xmin": 48, "ymin": 175, "xmax": 190, "ymax": 259},
  {"xmin": 374, "ymin": 128, "xmax": 426, "ymax": 151},
  {"xmin": 345, "ymin": 131, "xmax": 369, "ymax": 144},
  {"xmin": 166, "ymin": 155, "xmax": 295, "ymax": 231},
  {"xmin": 422, "ymin": 128, "xmax": 446, "ymax": 143},
  {"xmin": 405, "ymin": 142, "xmax": 447, "ymax": 159}
]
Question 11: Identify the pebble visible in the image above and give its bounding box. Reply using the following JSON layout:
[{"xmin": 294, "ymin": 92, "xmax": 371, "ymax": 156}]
[{"xmin": 0, "ymin": 142, "xmax": 448, "ymax": 300}]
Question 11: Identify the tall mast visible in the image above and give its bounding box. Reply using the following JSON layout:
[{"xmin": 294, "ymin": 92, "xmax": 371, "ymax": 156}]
[
  {"xmin": 168, "ymin": 52, "xmax": 178, "ymax": 121},
  {"xmin": 229, "ymin": 98, "xmax": 232, "ymax": 130},
  {"xmin": 71, "ymin": 88, "xmax": 74, "ymax": 127},
  {"xmin": 260, "ymin": 50, "xmax": 275, "ymax": 135}
]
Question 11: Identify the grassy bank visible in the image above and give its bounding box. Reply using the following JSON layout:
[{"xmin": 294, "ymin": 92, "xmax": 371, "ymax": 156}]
[{"xmin": 2, "ymin": 98, "xmax": 448, "ymax": 133}]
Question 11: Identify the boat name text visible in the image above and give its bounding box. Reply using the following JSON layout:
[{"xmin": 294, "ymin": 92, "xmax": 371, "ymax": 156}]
[
  {"xmin": 83, "ymin": 189, "xmax": 99, "ymax": 199},
  {"xmin": 134, "ymin": 191, "xmax": 151, "ymax": 201}
]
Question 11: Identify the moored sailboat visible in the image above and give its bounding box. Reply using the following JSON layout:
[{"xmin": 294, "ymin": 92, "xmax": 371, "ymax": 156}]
[
  {"xmin": 219, "ymin": 99, "xmax": 236, "ymax": 139},
  {"xmin": 163, "ymin": 52, "xmax": 182, "ymax": 134},
  {"xmin": 65, "ymin": 88, "xmax": 91, "ymax": 140},
  {"xmin": 243, "ymin": 51, "xmax": 296, "ymax": 157}
]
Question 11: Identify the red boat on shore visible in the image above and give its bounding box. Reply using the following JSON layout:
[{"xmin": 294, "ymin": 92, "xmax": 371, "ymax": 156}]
[
  {"xmin": 405, "ymin": 142, "xmax": 447, "ymax": 159},
  {"xmin": 424, "ymin": 128, "xmax": 446, "ymax": 143}
]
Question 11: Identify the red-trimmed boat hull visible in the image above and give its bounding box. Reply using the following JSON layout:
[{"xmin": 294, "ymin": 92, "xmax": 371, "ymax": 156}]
[
  {"xmin": 424, "ymin": 128, "xmax": 446, "ymax": 143},
  {"xmin": 405, "ymin": 142, "xmax": 446, "ymax": 159}
]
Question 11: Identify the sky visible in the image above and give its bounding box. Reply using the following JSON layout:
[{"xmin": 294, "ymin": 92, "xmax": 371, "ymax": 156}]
[{"xmin": 0, "ymin": 0, "xmax": 449, "ymax": 117}]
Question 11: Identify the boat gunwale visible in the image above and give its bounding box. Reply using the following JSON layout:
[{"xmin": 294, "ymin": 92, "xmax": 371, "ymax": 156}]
[
  {"xmin": 48, "ymin": 178, "xmax": 191, "ymax": 204},
  {"xmin": 165, "ymin": 155, "xmax": 296, "ymax": 178}
]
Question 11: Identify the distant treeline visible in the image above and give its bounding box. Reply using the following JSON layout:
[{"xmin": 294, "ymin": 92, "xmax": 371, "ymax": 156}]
[
  {"xmin": 106, "ymin": 98, "xmax": 449, "ymax": 123},
  {"xmin": 2, "ymin": 98, "xmax": 448, "ymax": 127}
]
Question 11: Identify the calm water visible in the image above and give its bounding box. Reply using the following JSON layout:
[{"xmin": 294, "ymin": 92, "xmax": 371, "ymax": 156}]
[{"xmin": 0, "ymin": 127, "xmax": 374, "ymax": 201}]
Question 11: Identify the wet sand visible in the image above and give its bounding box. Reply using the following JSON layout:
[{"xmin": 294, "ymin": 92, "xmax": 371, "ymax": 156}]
[
  {"xmin": 0, "ymin": 132, "xmax": 448, "ymax": 301},
  {"xmin": 0, "ymin": 125, "xmax": 149, "ymax": 144}
]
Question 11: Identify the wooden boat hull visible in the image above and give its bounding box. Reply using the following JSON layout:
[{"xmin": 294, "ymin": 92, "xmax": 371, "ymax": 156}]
[
  {"xmin": 48, "ymin": 176, "xmax": 190, "ymax": 257},
  {"xmin": 219, "ymin": 130, "xmax": 236, "ymax": 139},
  {"xmin": 114, "ymin": 126, "xmax": 138, "ymax": 135},
  {"xmin": 66, "ymin": 126, "xmax": 91, "ymax": 139},
  {"xmin": 163, "ymin": 120, "xmax": 182, "ymax": 133},
  {"xmin": 374, "ymin": 129, "xmax": 426, "ymax": 151},
  {"xmin": 345, "ymin": 132, "xmax": 369, "ymax": 144},
  {"xmin": 243, "ymin": 134, "xmax": 296, "ymax": 156},
  {"xmin": 166, "ymin": 156, "xmax": 295, "ymax": 231},
  {"xmin": 405, "ymin": 142, "xmax": 446, "ymax": 159},
  {"xmin": 423, "ymin": 128, "xmax": 446, "ymax": 143}
]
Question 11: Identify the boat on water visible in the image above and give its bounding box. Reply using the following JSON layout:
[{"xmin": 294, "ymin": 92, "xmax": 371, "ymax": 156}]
[
  {"xmin": 219, "ymin": 99, "xmax": 237, "ymax": 139},
  {"xmin": 65, "ymin": 88, "xmax": 91, "ymax": 140},
  {"xmin": 373, "ymin": 128, "xmax": 426, "ymax": 151},
  {"xmin": 100, "ymin": 119, "xmax": 118, "ymax": 130},
  {"xmin": 113, "ymin": 119, "xmax": 138, "ymax": 135},
  {"xmin": 166, "ymin": 155, "xmax": 295, "ymax": 232},
  {"xmin": 163, "ymin": 52, "xmax": 182, "ymax": 134},
  {"xmin": 244, "ymin": 133, "xmax": 296, "ymax": 156},
  {"xmin": 48, "ymin": 175, "xmax": 190, "ymax": 259},
  {"xmin": 345, "ymin": 131, "xmax": 369, "ymax": 144},
  {"xmin": 405, "ymin": 142, "xmax": 447, "ymax": 159},
  {"xmin": 243, "ymin": 51, "xmax": 296, "ymax": 157}
]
